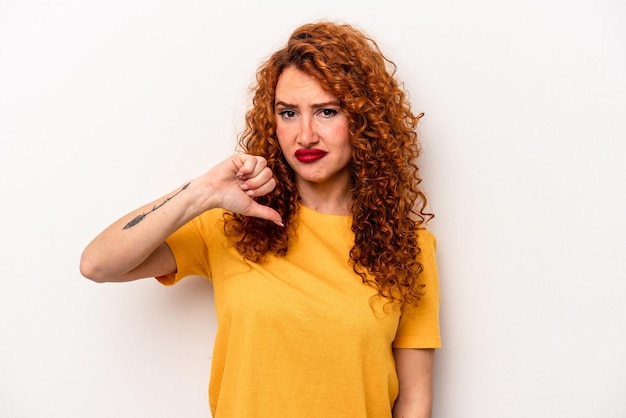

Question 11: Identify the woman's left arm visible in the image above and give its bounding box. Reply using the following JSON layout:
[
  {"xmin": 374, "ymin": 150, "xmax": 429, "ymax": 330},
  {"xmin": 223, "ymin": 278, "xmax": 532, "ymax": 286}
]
[{"xmin": 392, "ymin": 348, "xmax": 435, "ymax": 418}]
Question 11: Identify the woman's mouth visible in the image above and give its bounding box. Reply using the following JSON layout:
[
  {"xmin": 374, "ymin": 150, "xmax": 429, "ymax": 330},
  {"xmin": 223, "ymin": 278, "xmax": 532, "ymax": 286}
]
[{"xmin": 295, "ymin": 149, "xmax": 327, "ymax": 162}]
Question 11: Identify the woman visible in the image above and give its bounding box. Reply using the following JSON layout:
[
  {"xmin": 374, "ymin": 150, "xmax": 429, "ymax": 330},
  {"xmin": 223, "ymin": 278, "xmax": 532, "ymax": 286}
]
[{"xmin": 81, "ymin": 21, "xmax": 441, "ymax": 418}]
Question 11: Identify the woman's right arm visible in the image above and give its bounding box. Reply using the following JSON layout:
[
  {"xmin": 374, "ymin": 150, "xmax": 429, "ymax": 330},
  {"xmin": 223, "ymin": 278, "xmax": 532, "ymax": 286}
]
[{"xmin": 79, "ymin": 154, "xmax": 282, "ymax": 283}]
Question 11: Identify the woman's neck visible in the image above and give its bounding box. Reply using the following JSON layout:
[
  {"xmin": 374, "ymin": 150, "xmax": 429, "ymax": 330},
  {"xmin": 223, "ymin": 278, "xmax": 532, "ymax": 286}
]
[{"xmin": 297, "ymin": 180, "xmax": 352, "ymax": 216}]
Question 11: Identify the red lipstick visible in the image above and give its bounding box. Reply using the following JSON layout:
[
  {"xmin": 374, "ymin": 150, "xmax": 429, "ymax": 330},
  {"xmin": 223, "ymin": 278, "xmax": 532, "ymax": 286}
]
[{"xmin": 295, "ymin": 149, "xmax": 327, "ymax": 162}]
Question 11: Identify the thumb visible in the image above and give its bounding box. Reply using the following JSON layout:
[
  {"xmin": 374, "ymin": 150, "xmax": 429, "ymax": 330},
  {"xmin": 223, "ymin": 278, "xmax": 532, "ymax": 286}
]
[{"xmin": 245, "ymin": 201, "xmax": 284, "ymax": 227}]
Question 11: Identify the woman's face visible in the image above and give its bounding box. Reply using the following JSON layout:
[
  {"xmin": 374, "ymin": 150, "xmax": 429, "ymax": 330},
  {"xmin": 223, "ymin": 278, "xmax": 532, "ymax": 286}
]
[{"xmin": 274, "ymin": 67, "xmax": 351, "ymax": 193}]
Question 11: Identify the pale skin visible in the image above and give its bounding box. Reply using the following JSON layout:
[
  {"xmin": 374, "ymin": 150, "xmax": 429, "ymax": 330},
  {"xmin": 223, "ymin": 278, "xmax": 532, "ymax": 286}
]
[
  {"xmin": 80, "ymin": 66, "xmax": 434, "ymax": 417},
  {"xmin": 393, "ymin": 348, "xmax": 435, "ymax": 418}
]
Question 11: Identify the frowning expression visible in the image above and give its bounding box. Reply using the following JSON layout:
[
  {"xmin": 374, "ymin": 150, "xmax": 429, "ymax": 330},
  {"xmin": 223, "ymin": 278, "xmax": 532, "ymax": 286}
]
[{"xmin": 275, "ymin": 66, "xmax": 352, "ymax": 192}]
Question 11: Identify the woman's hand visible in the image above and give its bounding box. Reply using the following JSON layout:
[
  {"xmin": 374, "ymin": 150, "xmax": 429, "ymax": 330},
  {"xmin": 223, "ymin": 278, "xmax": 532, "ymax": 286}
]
[{"xmin": 200, "ymin": 153, "xmax": 283, "ymax": 226}]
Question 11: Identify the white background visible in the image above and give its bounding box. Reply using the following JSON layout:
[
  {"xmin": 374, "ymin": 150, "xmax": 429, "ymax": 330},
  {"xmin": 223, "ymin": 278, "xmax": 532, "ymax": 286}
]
[{"xmin": 1, "ymin": 0, "xmax": 625, "ymax": 417}]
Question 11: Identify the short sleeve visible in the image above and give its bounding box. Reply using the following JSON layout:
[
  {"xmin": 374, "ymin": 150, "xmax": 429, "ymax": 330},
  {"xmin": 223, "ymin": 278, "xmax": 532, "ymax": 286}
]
[
  {"xmin": 155, "ymin": 212, "xmax": 216, "ymax": 286},
  {"xmin": 392, "ymin": 229, "xmax": 441, "ymax": 349}
]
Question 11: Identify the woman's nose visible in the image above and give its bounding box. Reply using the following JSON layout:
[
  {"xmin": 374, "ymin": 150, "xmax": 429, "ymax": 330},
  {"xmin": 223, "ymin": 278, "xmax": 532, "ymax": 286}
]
[{"xmin": 297, "ymin": 116, "xmax": 319, "ymax": 147}]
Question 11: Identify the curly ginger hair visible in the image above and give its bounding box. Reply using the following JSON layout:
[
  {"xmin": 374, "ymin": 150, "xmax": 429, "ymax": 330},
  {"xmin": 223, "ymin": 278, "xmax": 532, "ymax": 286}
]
[{"xmin": 224, "ymin": 21, "xmax": 433, "ymax": 306}]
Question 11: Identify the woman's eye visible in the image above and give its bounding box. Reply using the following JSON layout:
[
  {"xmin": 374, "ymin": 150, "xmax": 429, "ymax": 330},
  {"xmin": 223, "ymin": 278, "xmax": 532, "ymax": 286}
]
[
  {"xmin": 278, "ymin": 110, "xmax": 296, "ymax": 119},
  {"xmin": 320, "ymin": 108, "xmax": 338, "ymax": 117}
]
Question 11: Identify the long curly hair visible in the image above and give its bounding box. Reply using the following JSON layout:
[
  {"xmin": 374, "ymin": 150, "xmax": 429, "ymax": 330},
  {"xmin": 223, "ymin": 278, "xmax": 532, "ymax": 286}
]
[{"xmin": 223, "ymin": 21, "xmax": 433, "ymax": 306}]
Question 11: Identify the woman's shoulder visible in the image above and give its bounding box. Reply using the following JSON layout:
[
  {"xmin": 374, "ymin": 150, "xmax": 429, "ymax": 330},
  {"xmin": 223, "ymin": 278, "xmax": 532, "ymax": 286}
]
[
  {"xmin": 416, "ymin": 227, "xmax": 437, "ymax": 251},
  {"xmin": 191, "ymin": 208, "xmax": 229, "ymax": 231}
]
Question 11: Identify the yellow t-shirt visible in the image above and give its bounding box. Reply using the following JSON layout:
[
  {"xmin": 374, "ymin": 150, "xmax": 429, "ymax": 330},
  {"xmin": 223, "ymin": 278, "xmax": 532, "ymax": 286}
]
[{"xmin": 158, "ymin": 205, "xmax": 441, "ymax": 417}]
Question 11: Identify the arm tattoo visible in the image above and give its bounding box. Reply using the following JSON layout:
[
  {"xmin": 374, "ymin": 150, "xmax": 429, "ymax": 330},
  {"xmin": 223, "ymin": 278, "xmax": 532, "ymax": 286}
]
[{"xmin": 122, "ymin": 182, "xmax": 191, "ymax": 230}]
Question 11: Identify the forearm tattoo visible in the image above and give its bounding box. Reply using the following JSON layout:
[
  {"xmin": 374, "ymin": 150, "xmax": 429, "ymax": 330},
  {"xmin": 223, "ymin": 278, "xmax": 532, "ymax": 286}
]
[{"xmin": 122, "ymin": 182, "xmax": 191, "ymax": 230}]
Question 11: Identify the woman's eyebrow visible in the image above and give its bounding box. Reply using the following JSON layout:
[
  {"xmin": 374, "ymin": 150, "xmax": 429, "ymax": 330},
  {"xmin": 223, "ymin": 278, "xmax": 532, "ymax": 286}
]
[{"xmin": 275, "ymin": 100, "xmax": 340, "ymax": 109}]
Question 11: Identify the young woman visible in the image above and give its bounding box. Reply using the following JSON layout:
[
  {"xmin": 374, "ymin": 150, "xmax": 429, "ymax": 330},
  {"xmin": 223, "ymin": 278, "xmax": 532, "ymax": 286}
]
[{"xmin": 81, "ymin": 21, "xmax": 441, "ymax": 418}]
